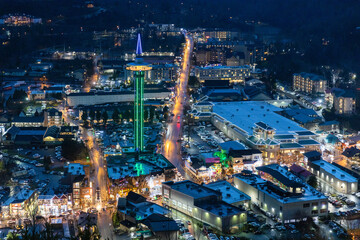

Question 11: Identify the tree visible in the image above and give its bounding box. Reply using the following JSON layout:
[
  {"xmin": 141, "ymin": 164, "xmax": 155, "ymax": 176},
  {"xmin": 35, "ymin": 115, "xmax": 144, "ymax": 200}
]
[
  {"xmin": 96, "ymin": 110, "xmax": 101, "ymax": 123},
  {"xmin": 144, "ymin": 108, "xmax": 149, "ymax": 122},
  {"xmin": 102, "ymin": 111, "xmax": 108, "ymax": 125},
  {"xmin": 89, "ymin": 109, "xmax": 95, "ymax": 122},
  {"xmin": 149, "ymin": 107, "xmax": 155, "ymax": 122},
  {"xmin": 112, "ymin": 108, "xmax": 120, "ymax": 123},
  {"xmin": 62, "ymin": 138, "xmax": 88, "ymax": 161},
  {"xmin": 77, "ymin": 223, "xmax": 101, "ymax": 240},
  {"xmin": 6, "ymin": 232, "xmax": 20, "ymax": 240},
  {"xmin": 44, "ymin": 156, "xmax": 51, "ymax": 171},
  {"xmin": 307, "ymin": 175, "xmax": 318, "ymax": 189},
  {"xmin": 82, "ymin": 110, "xmax": 88, "ymax": 122}
]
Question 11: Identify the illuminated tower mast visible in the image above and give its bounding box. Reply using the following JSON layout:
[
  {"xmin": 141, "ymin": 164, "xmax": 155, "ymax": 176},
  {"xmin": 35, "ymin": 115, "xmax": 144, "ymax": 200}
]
[{"xmin": 126, "ymin": 33, "xmax": 152, "ymax": 152}]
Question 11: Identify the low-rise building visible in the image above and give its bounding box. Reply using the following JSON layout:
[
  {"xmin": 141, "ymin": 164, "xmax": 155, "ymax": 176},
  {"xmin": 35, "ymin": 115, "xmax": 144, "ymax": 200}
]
[
  {"xmin": 162, "ymin": 180, "xmax": 247, "ymax": 233},
  {"xmin": 234, "ymin": 165, "xmax": 328, "ymax": 222},
  {"xmin": 308, "ymin": 157, "xmax": 358, "ymax": 194},
  {"xmin": 206, "ymin": 180, "xmax": 251, "ymax": 209},
  {"xmin": 66, "ymin": 90, "xmax": 170, "ymax": 107},
  {"xmin": 293, "ymin": 72, "xmax": 327, "ymax": 94},
  {"xmin": 12, "ymin": 116, "xmax": 44, "ymax": 127}
]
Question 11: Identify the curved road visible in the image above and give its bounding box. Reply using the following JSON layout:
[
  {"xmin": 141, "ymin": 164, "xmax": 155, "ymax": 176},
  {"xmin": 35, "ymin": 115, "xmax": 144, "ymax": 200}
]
[{"xmin": 163, "ymin": 34, "xmax": 193, "ymax": 178}]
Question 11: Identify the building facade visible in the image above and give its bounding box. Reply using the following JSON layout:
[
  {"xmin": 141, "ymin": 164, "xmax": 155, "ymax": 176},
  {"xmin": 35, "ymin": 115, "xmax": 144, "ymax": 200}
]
[
  {"xmin": 194, "ymin": 65, "xmax": 251, "ymax": 83},
  {"xmin": 293, "ymin": 72, "xmax": 327, "ymax": 94}
]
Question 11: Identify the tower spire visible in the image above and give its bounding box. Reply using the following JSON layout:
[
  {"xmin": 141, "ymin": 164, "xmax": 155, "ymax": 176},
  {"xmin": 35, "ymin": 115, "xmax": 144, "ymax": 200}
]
[{"xmin": 136, "ymin": 33, "xmax": 143, "ymax": 55}]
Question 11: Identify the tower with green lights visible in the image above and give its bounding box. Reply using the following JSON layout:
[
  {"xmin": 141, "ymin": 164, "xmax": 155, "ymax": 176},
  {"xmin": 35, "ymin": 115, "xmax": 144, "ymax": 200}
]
[{"xmin": 126, "ymin": 34, "xmax": 152, "ymax": 152}]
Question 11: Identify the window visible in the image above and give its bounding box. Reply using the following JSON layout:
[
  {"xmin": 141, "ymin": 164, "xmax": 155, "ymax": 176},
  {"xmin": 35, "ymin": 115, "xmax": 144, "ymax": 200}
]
[
  {"xmin": 320, "ymin": 209, "xmax": 327, "ymax": 213},
  {"xmin": 311, "ymin": 210, "xmax": 318, "ymax": 215},
  {"xmin": 303, "ymin": 203, "xmax": 310, "ymax": 208},
  {"xmin": 312, "ymin": 202, "xmax": 318, "ymax": 206},
  {"xmin": 280, "ymin": 206, "xmax": 282, "ymax": 211}
]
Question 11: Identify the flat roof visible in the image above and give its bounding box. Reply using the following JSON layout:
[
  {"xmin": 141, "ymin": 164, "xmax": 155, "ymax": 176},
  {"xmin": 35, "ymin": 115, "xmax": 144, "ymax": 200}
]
[
  {"xmin": 280, "ymin": 143, "xmax": 304, "ymax": 149},
  {"xmin": 212, "ymin": 101, "xmax": 305, "ymax": 136},
  {"xmin": 196, "ymin": 201, "xmax": 245, "ymax": 217},
  {"xmin": 219, "ymin": 141, "xmax": 246, "ymax": 151},
  {"xmin": 298, "ymin": 139, "xmax": 320, "ymax": 145},
  {"xmin": 206, "ymin": 180, "xmax": 250, "ymax": 204},
  {"xmin": 163, "ymin": 180, "xmax": 221, "ymax": 200},
  {"xmin": 312, "ymin": 160, "xmax": 358, "ymax": 183}
]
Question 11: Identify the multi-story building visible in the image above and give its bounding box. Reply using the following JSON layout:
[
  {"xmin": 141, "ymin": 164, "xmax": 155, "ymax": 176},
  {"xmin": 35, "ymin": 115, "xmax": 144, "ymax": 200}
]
[
  {"xmin": 330, "ymin": 88, "xmax": 356, "ymax": 115},
  {"xmin": 66, "ymin": 90, "xmax": 170, "ymax": 107},
  {"xmin": 234, "ymin": 165, "xmax": 328, "ymax": 223},
  {"xmin": 2, "ymin": 189, "xmax": 38, "ymax": 218},
  {"xmin": 38, "ymin": 194, "xmax": 72, "ymax": 216},
  {"xmin": 44, "ymin": 108, "xmax": 63, "ymax": 126},
  {"xmin": 293, "ymin": 72, "xmax": 327, "ymax": 94},
  {"xmin": 0, "ymin": 14, "xmax": 42, "ymax": 25},
  {"xmin": 150, "ymin": 64, "xmax": 178, "ymax": 82},
  {"xmin": 162, "ymin": 180, "xmax": 246, "ymax": 233},
  {"xmin": 194, "ymin": 65, "xmax": 251, "ymax": 83}
]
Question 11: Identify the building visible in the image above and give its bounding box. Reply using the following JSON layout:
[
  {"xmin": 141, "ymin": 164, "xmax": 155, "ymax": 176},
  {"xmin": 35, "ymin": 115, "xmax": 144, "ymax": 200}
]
[
  {"xmin": 309, "ymin": 159, "xmax": 358, "ymax": 194},
  {"xmin": 293, "ymin": 72, "xmax": 327, "ymax": 94},
  {"xmin": 0, "ymin": 14, "xmax": 42, "ymax": 25},
  {"xmin": 206, "ymin": 180, "xmax": 251, "ymax": 208},
  {"xmin": 2, "ymin": 189, "xmax": 38, "ymax": 218},
  {"xmin": 60, "ymin": 163, "xmax": 92, "ymax": 209},
  {"xmin": 194, "ymin": 65, "xmax": 251, "ymax": 83},
  {"xmin": 210, "ymin": 101, "xmax": 320, "ymax": 161},
  {"xmin": 126, "ymin": 34, "xmax": 152, "ymax": 151},
  {"xmin": 141, "ymin": 213, "xmax": 180, "ymax": 240},
  {"xmin": 66, "ymin": 90, "xmax": 170, "ymax": 107},
  {"xmin": 280, "ymin": 108, "xmax": 322, "ymax": 132},
  {"xmin": 234, "ymin": 166, "xmax": 328, "ymax": 222},
  {"xmin": 44, "ymin": 108, "xmax": 63, "ymax": 126},
  {"xmin": 12, "ymin": 116, "xmax": 44, "ymax": 127},
  {"xmin": 150, "ymin": 64, "xmax": 178, "ymax": 82},
  {"xmin": 162, "ymin": 180, "xmax": 247, "ymax": 233},
  {"xmin": 331, "ymin": 88, "xmax": 356, "ymax": 115},
  {"xmin": 3, "ymin": 126, "xmax": 46, "ymax": 145},
  {"xmin": 38, "ymin": 194, "xmax": 72, "ymax": 216},
  {"xmin": 29, "ymin": 90, "xmax": 46, "ymax": 100}
]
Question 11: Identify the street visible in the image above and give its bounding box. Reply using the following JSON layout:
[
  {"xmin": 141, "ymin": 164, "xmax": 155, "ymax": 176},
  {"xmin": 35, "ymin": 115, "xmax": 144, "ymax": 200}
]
[{"xmin": 163, "ymin": 34, "xmax": 193, "ymax": 179}]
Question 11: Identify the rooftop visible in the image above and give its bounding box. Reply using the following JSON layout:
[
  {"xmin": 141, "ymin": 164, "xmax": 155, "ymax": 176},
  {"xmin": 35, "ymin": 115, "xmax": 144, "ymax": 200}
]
[
  {"xmin": 312, "ymin": 160, "xmax": 358, "ymax": 183},
  {"xmin": 294, "ymin": 72, "xmax": 325, "ymax": 81},
  {"xmin": 206, "ymin": 180, "xmax": 250, "ymax": 205},
  {"xmin": 256, "ymin": 164, "xmax": 304, "ymax": 188},
  {"xmin": 212, "ymin": 101, "xmax": 305, "ymax": 136},
  {"xmin": 163, "ymin": 180, "xmax": 221, "ymax": 200},
  {"xmin": 219, "ymin": 141, "xmax": 246, "ymax": 151},
  {"xmin": 195, "ymin": 200, "xmax": 245, "ymax": 217},
  {"xmin": 66, "ymin": 163, "xmax": 85, "ymax": 176}
]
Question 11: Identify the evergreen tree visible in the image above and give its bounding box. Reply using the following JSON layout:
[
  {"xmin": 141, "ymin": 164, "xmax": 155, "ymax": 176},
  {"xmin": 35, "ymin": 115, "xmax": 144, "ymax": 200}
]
[
  {"xmin": 112, "ymin": 108, "xmax": 120, "ymax": 123},
  {"xmin": 102, "ymin": 111, "xmax": 108, "ymax": 125},
  {"xmin": 96, "ymin": 110, "xmax": 101, "ymax": 123},
  {"xmin": 89, "ymin": 109, "xmax": 95, "ymax": 122}
]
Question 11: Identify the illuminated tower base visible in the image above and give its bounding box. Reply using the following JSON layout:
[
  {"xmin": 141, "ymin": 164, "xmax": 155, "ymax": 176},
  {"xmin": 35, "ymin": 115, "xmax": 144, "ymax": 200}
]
[{"xmin": 134, "ymin": 70, "xmax": 145, "ymax": 151}]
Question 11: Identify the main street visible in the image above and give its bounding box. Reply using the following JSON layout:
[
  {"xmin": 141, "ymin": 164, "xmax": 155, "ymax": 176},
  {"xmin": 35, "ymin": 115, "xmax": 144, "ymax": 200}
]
[{"xmin": 163, "ymin": 34, "xmax": 193, "ymax": 178}]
